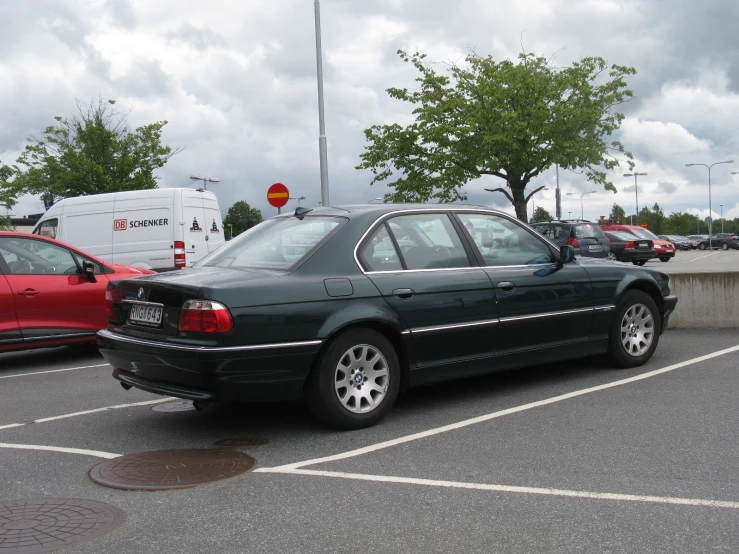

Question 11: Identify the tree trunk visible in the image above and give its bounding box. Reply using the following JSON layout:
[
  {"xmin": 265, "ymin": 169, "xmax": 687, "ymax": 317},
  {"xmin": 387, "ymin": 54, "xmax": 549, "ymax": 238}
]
[{"xmin": 509, "ymin": 179, "xmax": 528, "ymax": 222}]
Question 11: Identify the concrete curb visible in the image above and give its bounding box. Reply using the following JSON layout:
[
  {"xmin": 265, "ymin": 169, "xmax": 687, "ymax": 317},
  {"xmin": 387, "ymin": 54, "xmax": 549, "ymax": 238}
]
[{"xmin": 667, "ymin": 271, "xmax": 739, "ymax": 329}]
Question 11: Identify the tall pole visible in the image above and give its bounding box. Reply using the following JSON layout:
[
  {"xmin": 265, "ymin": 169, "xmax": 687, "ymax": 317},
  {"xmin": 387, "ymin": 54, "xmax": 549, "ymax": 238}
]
[
  {"xmin": 721, "ymin": 204, "xmax": 724, "ymax": 233},
  {"xmin": 555, "ymin": 164, "xmax": 561, "ymax": 219},
  {"xmin": 314, "ymin": 0, "xmax": 330, "ymax": 207},
  {"xmin": 686, "ymin": 160, "xmax": 733, "ymax": 251}
]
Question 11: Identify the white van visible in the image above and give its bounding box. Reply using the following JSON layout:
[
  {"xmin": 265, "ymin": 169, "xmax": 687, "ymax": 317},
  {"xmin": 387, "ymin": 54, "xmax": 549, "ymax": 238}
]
[{"xmin": 31, "ymin": 188, "xmax": 226, "ymax": 271}]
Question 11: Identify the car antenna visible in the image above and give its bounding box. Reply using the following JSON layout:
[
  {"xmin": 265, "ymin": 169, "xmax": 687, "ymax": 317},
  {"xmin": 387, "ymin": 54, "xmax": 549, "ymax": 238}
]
[{"xmin": 294, "ymin": 207, "xmax": 313, "ymax": 219}]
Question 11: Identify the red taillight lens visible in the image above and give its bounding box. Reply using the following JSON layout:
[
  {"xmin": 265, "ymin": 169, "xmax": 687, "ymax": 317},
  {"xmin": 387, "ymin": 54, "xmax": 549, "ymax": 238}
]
[
  {"xmin": 105, "ymin": 288, "xmax": 122, "ymax": 322},
  {"xmin": 174, "ymin": 241, "xmax": 186, "ymax": 268},
  {"xmin": 178, "ymin": 300, "xmax": 233, "ymax": 333},
  {"xmin": 624, "ymin": 241, "xmax": 635, "ymax": 249},
  {"xmin": 567, "ymin": 237, "xmax": 580, "ymax": 248}
]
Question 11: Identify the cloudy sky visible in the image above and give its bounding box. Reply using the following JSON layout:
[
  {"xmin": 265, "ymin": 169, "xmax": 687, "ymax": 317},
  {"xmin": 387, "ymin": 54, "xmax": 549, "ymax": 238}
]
[{"xmin": 2, "ymin": 0, "xmax": 738, "ymax": 223}]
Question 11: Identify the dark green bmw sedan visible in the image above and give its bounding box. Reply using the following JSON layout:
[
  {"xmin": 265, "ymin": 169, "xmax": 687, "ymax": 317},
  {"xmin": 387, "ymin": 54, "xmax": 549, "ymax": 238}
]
[{"xmin": 98, "ymin": 204, "xmax": 678, "ymax": 429}]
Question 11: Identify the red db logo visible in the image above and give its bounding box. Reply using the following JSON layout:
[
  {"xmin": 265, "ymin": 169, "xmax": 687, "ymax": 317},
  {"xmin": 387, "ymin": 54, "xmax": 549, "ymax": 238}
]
[{"xmin": 114, "ymin": 219, "xmax": 128, "ymax": 231}]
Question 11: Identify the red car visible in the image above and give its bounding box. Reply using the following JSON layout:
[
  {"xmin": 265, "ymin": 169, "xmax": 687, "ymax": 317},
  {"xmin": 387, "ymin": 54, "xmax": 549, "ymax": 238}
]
[
  {"xmin": 0, "ymin": 232, "xmax": 154, "ymax": 353},
  {"xmin": 599, "ymin": 224, "xmax": 676, "ymax": 262}
]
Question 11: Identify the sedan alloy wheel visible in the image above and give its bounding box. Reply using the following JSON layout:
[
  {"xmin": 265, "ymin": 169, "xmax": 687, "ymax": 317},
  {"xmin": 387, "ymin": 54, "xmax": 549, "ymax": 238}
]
[
  {"xmin": 620, "ymin": 303, "xmax": 654, "ymax": 357},
  {"xmin": 334, "ymin": 344, "xmax": 389, "ymax": 413}
]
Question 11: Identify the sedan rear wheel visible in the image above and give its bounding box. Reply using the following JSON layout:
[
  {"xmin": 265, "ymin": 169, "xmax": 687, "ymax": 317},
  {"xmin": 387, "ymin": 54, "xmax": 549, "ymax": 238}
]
[
  {"xmin": 722, "ymin": 243, "xmax": 729, "ymax": 250},
  {"xmin": 659, "ymin": 257, "xmax": 670, "ymax": 262},
  {"xmin": 632, "ymin": 260, "xmax": 646, "ymax": 266},
  {"xmin": 699, "ymin": 243, "xmax": 706, "ymax": 250},
  {"xmin": 305, "ymin": 328, "xmax": 400, "ymax": 429},
  {"xmin": 607, "ymin": 290, "xmax": 660, "ymax": 368},
  {"xmin": 608, "ymin": 250, "xmax": 618, "ymax": 261}
]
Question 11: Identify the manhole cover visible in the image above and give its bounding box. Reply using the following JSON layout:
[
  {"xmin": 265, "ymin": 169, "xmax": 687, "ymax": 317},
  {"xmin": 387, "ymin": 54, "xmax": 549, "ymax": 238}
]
[
  {"xmin": 151, "ymin": 400, "xmax": 196, "ymax": 413},
  {"xmin": 89, "ymin": 449, "xmax": 255, "ymax": 490},
  {"xmin": 0, "ymin": 498, "xmax": 124, "ymax": 554},
  {"xmin": 214, "ymin": 438, "xmax": 268, "ymax": 448}
]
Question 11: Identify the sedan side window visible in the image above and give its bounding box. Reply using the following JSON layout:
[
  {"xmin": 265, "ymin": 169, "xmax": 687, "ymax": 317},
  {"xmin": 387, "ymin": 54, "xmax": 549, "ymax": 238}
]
[
  {"xmin": 0, "ymin": 238, "xmax": 79, "ymax": 275},
  {"xmin": 457, "ymin": 213, "xmax": 554, "ymax": 266},
  {"xmin": 386, "ymin": 214, "xmax": 470, "ymax": 270},
  {"xmin": 359, "ymin": 225, "xmax": 403, "ymax": 272}
]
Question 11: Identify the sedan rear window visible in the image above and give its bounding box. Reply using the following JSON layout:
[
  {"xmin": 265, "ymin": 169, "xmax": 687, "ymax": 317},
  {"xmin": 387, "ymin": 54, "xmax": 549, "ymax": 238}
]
[
  {"xmin": 630, "ymin": 228, "xmax": 659, "ymax": 240},
  {"xmin": 197, "ymin": 216, "xmax": 344, "ymax": 271},
  {"xmin": 572, "ymin": 223, "xmax": 605, "ymax": 239}
]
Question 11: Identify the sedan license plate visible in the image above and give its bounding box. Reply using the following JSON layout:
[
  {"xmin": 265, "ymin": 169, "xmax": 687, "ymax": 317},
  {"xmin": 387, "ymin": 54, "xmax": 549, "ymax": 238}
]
[
  {"xmin": 129, "ymin": 303, "xmax": 163, "ymax": 327},
  {"xmin": 637, "ymin": 241, "xmax": 649, "ymax": 248},
  {"xmin": 588, "ymin": 245, "xmax": 602, "ymax": 251}
]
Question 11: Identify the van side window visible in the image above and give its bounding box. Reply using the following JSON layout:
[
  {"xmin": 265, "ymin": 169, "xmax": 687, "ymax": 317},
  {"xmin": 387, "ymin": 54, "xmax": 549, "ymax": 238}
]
[{"xmin": 35, "ymin": 219, "xmax": 58, "ymax": 239}]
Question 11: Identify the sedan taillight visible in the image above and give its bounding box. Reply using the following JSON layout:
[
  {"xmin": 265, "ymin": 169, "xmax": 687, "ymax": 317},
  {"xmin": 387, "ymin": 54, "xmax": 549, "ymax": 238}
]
[
  {"xmin": 178, "ymin": 300, "xmax": 233, "ymax": 333},
  {"xmin": 624, "ymin": 241, "xmax": 636, "ymax": 249},
  {"xmin": 174, "ymin": 241, "xmax": 186, "ymax": 268},
  {"xmin": 567, "ymin": 237, "xmax": 580, "ymax": 249},
  {"xmin": 106, "ymin": 288, "xmax": 123, "ymax": 323}
]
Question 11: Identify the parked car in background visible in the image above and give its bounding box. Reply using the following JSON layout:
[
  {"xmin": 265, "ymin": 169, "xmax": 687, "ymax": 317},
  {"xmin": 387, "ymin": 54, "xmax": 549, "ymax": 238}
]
[
  {"xmin": 31, "ymin": 188, "xmax": 226, "ymax": 272},
  {"xmin": 530, "ymin": 220, "xmax": 609, "ymax": 259},
  {"xmin": 603, "ymin": 231, "xmax": 656, "ymax": 265},
  {"xmin": 600, "ymin": 224, "xmax": 675, "ymax": 262},
  {"xmin": 659, "ymin": 235, "xmax": 691, "ymax": 251},
  {"xmin": 697, "ymin": 233, "xmax": 738, "ymax": 250},
  {"xmin": 0, "ymin": 232, "xmax": 153, "ymax": 353},
  {"xmin": 686, "ymin": 235, "xmax": 708, "ymax": 249},
  {"xmin": 99, "ymin": 205, "xmax": 677, "ymax": 430}
]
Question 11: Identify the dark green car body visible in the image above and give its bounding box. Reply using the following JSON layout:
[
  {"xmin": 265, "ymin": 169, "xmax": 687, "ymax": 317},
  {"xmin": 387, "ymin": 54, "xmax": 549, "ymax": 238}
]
[{"xmin": 98, "ymin": 204, "xmax": 678, "ymax": 408}]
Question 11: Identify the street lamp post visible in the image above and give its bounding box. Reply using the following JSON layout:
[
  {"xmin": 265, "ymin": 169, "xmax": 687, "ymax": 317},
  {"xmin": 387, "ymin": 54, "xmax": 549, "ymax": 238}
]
[
  {"xmin": 686, "ymin": 160, "xmax": 734, "ymax": 250},
  {"xmin": 567, "ymin": 191, "xmax": 597, "ymax": 220},
  {"xmin": 623, "ymin": 172, "xmax": 647, "ymax": 222},
  {"xmin": 227, "ymin": 224, "xmax": 233, "ymax": 240},
  {"xmin": 314, "ymin": 0, "xmax": 330, "ymax": 207},
  {"xmin": 568, "ymin": 211, "xmax": 572, "ymax": 220},
  {"xmin": 289, "ymin": 196, "xmax": 307, "ymax": 207},
  {"xmin": 720, "ymin": 204, "xmax": 724, "ymax": 233},
  {"xmin": 190, "ymin": 175, "xmax": 220, "ymax": 191}
]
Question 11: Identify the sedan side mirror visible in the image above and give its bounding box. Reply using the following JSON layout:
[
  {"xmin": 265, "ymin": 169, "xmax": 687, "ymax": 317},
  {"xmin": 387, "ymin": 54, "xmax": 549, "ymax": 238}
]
[
  {"xmin": 83, "ymin": 260, "xmax": 97, "ymax": 283},
  {"xmin": 559, "ymin": 245, "xmax": 575, "ymax": 264}
]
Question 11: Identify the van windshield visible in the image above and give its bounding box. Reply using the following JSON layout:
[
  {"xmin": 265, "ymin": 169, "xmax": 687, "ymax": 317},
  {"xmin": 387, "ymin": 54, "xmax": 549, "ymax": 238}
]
[{"xmin": 196, "ymin": 215, "xmax": 345, "ymax": 271}]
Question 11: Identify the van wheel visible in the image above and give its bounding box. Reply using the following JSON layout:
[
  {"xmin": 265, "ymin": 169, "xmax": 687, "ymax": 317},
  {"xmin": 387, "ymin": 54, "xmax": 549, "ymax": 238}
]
[
  {"xmin": 607, "ymin": 291, "xmax": 660, "ymax": 368},
  {"xmin": 305, "ymin": 328, "xmax": 400, "ymax": 430}
]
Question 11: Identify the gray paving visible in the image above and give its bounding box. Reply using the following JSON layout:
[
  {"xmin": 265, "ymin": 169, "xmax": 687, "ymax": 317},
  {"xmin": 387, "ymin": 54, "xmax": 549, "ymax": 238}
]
[
  {"xmin": 1, "ymin": 330, "xmax": 738, "ymax": 553},
  {"xmin": 645, "ymin": 248, "xmax": 739, "ymax": 274}
]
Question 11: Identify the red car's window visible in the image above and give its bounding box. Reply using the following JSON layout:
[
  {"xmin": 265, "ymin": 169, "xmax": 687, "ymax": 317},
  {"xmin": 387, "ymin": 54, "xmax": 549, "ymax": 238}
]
[{"xmin": 0, "ymin": 237, "xmax": 78, "ymax": 275}]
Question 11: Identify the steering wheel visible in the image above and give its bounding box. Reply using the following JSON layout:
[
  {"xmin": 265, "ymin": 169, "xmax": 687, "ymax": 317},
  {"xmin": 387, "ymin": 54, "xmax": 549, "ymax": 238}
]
[{"xmin": 431, "ymin": 244, "xmax": 451, "ymax": 267}]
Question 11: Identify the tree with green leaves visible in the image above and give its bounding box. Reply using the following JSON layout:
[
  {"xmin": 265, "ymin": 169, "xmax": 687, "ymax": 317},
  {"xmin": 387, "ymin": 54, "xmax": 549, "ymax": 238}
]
[
  {"xmin": 1, "ymin": 98, "xmax": 181, "ymax": 205},
  {"xmin": 0, "ymin": 160, "xmax": 16, "ymax": 230},
  {"xmin": 531, "ymin": 206, "xmax": 553, "ymax": 223},
  {"xmin": 356, "ymin": 49, "xmax": 636, "ymax": 220},
  {"xmin": 609, "ymin": 203, "xmax": 626, "ymax": 222},
  {"xmin": 222, "ymin": 201, "xmax": 262, "ymax": 238}
]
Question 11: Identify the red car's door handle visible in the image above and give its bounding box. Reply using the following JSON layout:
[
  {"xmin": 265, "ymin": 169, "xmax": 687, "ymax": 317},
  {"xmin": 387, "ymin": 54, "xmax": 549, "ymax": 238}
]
[{"xmin": 17, "ymin": 289, "xmax": 40, "ymax": 297}]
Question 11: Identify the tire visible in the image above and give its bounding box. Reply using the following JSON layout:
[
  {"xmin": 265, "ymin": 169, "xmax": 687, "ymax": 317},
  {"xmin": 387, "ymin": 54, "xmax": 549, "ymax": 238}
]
[
  {"xmin": 607, "ymin": 290, "xmax": 661, "ymax": 368},
  {"xmin": 608, "ymin": 250, "xmax": 618, "ymax": 261},
  {"xmin": 659, "ymin": 257, "xmax": 670, "ymax": 262},
  {"xmin": 722, "ymin": 243, "xmax": 728, "ymax": 250},
  {"xmin": 632, "ymin": 260, "xmax": 646, "ymax": 266},
  {"xmin": 699, "ymin": 244, "xmax": 706, "ymax": 250},
  {"xmin": 305, "ymin": 328, "xmax": 400, "ymax": 430}
]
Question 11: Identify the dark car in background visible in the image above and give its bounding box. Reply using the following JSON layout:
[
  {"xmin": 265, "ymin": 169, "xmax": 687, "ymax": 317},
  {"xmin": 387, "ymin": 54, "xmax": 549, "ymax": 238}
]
[
  {"xmin": 697, "ymin": 233, "xmax": 738, "ymax": 250},
  {"xmin": 98, "ymin": 205, "xmax": 677, "ymax": 430},
  {"xmin": 530, "ymin": 220, "xmax": 609, "ymax": 259},
  {"xmin": 603, "ymin": 231, "xmax": 656, "ymax": 265},
  {"xmin": 659, "ymin": 235, "xmax": 691, "ymax": 251},
  {"xmin": 686, "ymin": 235, "xmax": 707, "ymax": 249}
]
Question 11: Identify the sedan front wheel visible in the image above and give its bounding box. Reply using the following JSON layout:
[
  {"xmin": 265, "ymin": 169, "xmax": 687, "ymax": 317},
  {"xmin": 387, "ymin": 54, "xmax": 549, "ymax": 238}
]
[
  {"xmin": 305, "ymin": 328, "xmax": 400, "ymax": 429},
  {"xmin": 607, "ymin": 290, "xmax": 660, "ymax": 368}
]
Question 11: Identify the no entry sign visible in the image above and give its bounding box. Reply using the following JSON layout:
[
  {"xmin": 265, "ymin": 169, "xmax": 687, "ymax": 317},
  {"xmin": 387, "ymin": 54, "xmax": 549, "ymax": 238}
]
[{"xmin": 267, "ymin": 183, "xmax": 289, "ymax": 208}]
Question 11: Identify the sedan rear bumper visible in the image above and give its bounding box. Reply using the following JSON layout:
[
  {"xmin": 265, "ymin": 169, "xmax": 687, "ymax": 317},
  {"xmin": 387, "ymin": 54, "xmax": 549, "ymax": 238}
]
[{"xmin": 97, "ymin": 329, "xmax": 324, "ymax": 402}]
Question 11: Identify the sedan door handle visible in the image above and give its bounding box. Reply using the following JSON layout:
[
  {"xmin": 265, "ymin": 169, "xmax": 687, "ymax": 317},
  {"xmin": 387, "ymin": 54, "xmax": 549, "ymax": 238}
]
[
  {"xmin": 392, "ymin": 288, "xmax": 415, "ymax": 300},
  {"xmin": 497, "ymin": 281, "xmax": 515, "ymax": 292},
  {"xmin": 17, "ymin": 289, "xmax": 40, "ymax": 297}
]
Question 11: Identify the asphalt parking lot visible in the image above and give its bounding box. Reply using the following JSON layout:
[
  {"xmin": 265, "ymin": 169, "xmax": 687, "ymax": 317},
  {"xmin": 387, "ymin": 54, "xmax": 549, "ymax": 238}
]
[
  {"xmin": 643, "ymin": 248, "xmax": 739, "ymax": 273},
  {"xmin": 1, "ymin": 330, "xmax": 738, "ymax": 553}
]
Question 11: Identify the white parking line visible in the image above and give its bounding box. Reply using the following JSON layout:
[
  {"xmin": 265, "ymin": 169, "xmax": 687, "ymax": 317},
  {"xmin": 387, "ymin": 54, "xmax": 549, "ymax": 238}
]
[
  {"xmin": 0, "ymin": 397, "xmax": 174, "ymax": 431},
  {"xmin": 257, "ymin": 468, "xmax": 739, "ymax": 510},
  {"xmin": 264, "ymin": 344, "xmax": 739, "ymax": 471},
  {"xmin": 0, "ymin": 442, "xmax": 120, "ymax": 459},
  {"xmin": 669, "ymin": 252, "xmax": 718, "ymax": 265},
  {"xmin": 0, "ymin": 363, "xmax": 110, "ymax": 380}
]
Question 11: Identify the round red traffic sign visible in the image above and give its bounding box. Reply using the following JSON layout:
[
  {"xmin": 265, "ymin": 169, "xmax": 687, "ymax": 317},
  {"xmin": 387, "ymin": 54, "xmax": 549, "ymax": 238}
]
[{"xmin": 267, "ymin": 183, "xmax": 289, "ymax": 208}]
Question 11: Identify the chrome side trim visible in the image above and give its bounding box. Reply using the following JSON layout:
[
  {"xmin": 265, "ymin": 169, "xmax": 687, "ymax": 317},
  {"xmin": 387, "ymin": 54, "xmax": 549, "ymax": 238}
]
[
  {"xmin": 122, "ymin": 300, "xmax": 165, "ymax": 308},
  {"xmin": 594, "ymin": 304, "xmax": 616, "ymax": 312},
  {"xmin": 499, "ymin": 307, "xmax": 593, "ymax": 323},
  {"xmin": 26, "ymin": 332, "xmax": 96, "ymax": 341},
  {"xmin": 410, "ymin": 318, "xmax": 499, "ymax": 334},
  {"xmin": 97, "ymin": 329, "xmax": 323, "ymax": 353},
  {"xmin": 353, "ymin": 207, "xmax": 558, "ymax": 274}
]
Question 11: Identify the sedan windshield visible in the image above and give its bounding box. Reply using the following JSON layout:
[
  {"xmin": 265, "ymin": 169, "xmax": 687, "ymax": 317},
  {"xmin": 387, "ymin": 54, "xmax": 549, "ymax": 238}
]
[
  {"xmin": 197, "ymin": 215, "xmax": 344, "ymax": 271},
  {"xmin": 630, "ymin": 228, "xmax": 659, "ymax": 239}
]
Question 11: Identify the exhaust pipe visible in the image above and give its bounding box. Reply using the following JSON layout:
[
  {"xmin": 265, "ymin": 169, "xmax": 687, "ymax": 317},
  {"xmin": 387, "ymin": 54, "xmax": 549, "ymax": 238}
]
[{"xmin": 120, "ymin": 382, "xmax": 132, "ymax": 391}]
